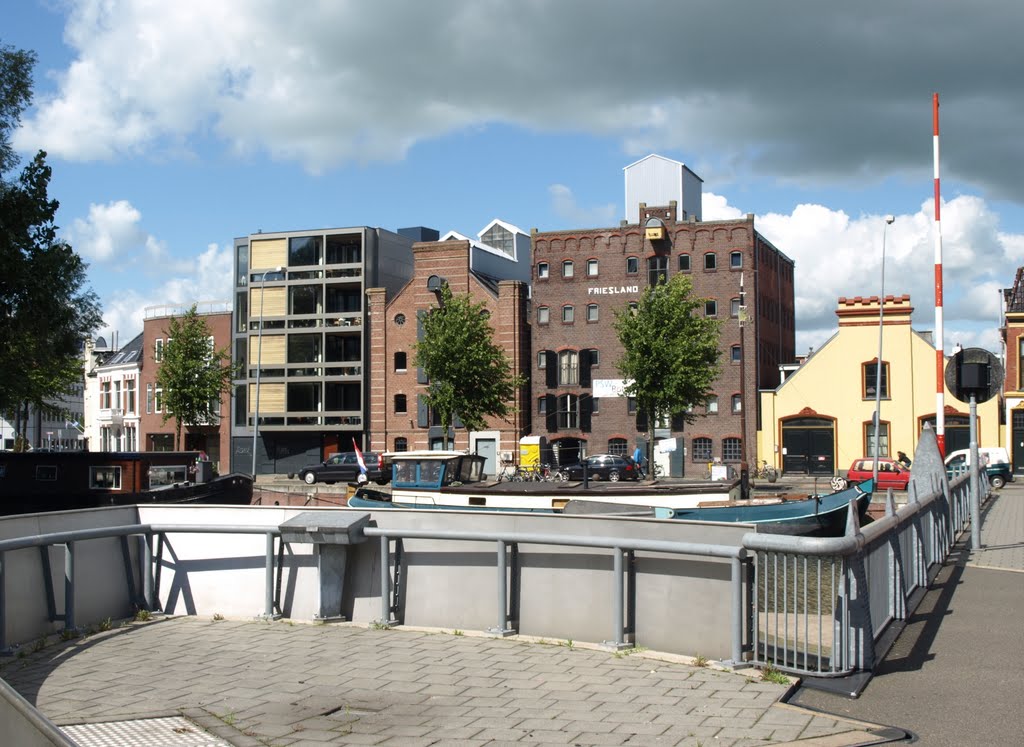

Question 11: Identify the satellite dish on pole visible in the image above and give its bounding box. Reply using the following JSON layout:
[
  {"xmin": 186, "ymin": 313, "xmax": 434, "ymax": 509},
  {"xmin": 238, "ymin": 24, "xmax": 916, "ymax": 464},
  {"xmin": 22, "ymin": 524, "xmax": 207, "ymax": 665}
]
[{"xmin": 944, "ymin": 347, "xmax": 1002, "ymax": 404}]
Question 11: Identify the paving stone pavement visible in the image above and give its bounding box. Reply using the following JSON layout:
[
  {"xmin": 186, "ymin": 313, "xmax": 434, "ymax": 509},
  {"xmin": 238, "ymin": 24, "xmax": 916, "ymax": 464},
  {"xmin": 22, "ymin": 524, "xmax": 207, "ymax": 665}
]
[{"xmin": 0, "ymin": 618, "xmax": 890, "ymax": 747}]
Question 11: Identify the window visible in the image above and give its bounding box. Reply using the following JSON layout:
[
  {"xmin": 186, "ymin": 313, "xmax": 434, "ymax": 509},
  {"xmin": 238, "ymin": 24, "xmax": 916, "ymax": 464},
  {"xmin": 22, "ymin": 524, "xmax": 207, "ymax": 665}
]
[
  {"xmin": 154, "ymin": 387, "xmax": 164, "ymax": 413},
  {"xmin": 590, "ymin": 349, "xmax": 600, "ymax": 367},
  {"xmin": 537, "ymin": 351, "xmax": 547, "ymax": 368},
  {"xmin": 288, "ymin": 235, "xmax": 322, "ymax": 266},
  {"xmin": 538, "ymin": 306, "xmax": 550, "ymax": 324},
  {"xmin": 723, "ymin": 438, "xmax": 742, "ymax": 461},
  {"xmin": 692, "ymin": 438, "xmax": 713, "ymax": 462},
  {"xmin": 90, "ymin": 466, "xmax": 121, "ymax": 490},
  {"xmin": 730, "ymin": 251, "xmax": 743, "ymax": 269},
  {"xmin": 865, "ymin": 421, "xmax": 890, "ymax": 457},
  {"xmin": 558, "ymin": 394, "xmax": 579, "ymax": 429},
  {"xmin": 732, "ymin": 394, "xmax": 742, "ymax": 413},
  {"xmin": 558, "ymin": 350, "xmax": 579, "ymax": 385},
  {"xmin": 648, "ymin": 255, "xmax": 668, "ymax": 285},
  {"xmin": 114, "ymin": 381, "xmax": 121, "ymax": 410},
  {"xmin": 626, "ymin": 256, "xmax": 639, "ymax": 274},
  {"xmin": 100, "ymin": 381, "xmax": 111, "ymax": 409},
  {"xmin": 678, "ymin": 254, "xmax": 691, "ymax": 272},
  {"xmin": 394, "ymin": 437, "xmax": 408, "ymax": 452},
  {"xmin": 537, "ymin": 262, "xmax": 549, "ymax": 279},
  {"xmin": 608, "ymin": 438, "xmax": 627, "ymax": 456},
  {"xmin": 731, "ymin": 345, "xmax": 741, "ymax": 363},
  {"xmin": 706, "ymin": 396, "xmax": 719, "ymax": 414},
  {"xmin": 705, "ymin": 300, "xmax": 717, "ymax": 317},
  {"xmin": 627, "ymin": 397, "xmax": 637, "ymax": 414},
  {"xmin": 394, "ymin": 394, "xmax": 407, "ymax": 414},
  {"xmin": 36, "ymin": 465, "xmax": 57, "ymax": 481},
  {"xmin": 538, "ymin": 397, "xmax": 547, "ymax": 415},
  {"xmin": 125, "ymin": 380, "xmax": 136, "ymax": 414},
  {"xmin": 154, "ymin": 339, "xmax": 164, "ymax": 362},
  {"xmin": 704, "ymin": 253, "xmax": 717, "ymax": 270},
  {"xmin": 731, "ymin": 298, "xmax": 741, "ymax": 318},
  {"xmin": 562, "ymin": 260, "xmax": 574, "ymax": 278},
  {"xmin": 864, "ymin": 361, "xmax": 889, "ymax": 399},
  {"xmin": 146, "ymin": 384, "xmax": 153, "ymax": 414},
  {"xmin": 1019, "ymin": 338, "xmax": 1024, "ymax": 389},
  {"xmin": 394, "ymin": 313, "xmax": 406, "ymax": 326},
  {"xmin": 587, "ymin": 304, "xmax": 599, "ymax": 322},
  {"xmin": 394, "ymin": 352, "xmax": 407, "ymax": 372},
  {"xmin": 562, "ymin": 305, "xmax": 574, "ymax": 323},
  {"xmin": 587, "ymin": 259, "xmax": 599, "ymax": 276}
]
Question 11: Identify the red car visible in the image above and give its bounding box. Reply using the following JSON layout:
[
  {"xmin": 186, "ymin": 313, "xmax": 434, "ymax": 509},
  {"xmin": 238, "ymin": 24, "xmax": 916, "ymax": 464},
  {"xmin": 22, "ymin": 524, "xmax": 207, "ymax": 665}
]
[{"xmin": 845, "ymin": 457, "xmax": 911, "ymax": 490}]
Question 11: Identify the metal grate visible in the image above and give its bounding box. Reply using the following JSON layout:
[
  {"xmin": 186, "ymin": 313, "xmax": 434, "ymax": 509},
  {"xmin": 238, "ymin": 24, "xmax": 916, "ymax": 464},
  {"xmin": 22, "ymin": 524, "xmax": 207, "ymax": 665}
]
[{"xmin": 61, "ymin": 717, "xmax": 230, "ymax": 747}]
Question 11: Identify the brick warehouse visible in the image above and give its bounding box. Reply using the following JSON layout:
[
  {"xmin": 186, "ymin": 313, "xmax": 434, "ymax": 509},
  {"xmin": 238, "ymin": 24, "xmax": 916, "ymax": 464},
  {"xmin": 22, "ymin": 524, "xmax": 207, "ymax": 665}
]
[
  {"xmin": 367, "ymin": 238, "xmax": 531, "ymax": 476},
  {"xmin": 530, "ymin": 157, "xmax": 794, "ymax": 476}
]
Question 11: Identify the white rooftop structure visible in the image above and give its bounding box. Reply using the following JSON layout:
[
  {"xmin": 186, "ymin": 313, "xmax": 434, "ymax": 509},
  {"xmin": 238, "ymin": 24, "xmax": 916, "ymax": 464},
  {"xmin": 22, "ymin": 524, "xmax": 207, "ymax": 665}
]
[{"xmin": 624, "ymin": 154, "xmax": 703, "ymax": 224}]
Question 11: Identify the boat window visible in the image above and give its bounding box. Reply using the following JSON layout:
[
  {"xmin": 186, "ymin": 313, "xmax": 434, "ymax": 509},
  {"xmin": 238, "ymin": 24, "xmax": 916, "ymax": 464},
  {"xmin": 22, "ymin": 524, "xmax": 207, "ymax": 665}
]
[
  {"xmin": 394, "ymin": 461, "xmax": 417, "ymax": 484},
  {"xmin": 419, "ymin": 460, "xmax": 443, "ymax": 486}
]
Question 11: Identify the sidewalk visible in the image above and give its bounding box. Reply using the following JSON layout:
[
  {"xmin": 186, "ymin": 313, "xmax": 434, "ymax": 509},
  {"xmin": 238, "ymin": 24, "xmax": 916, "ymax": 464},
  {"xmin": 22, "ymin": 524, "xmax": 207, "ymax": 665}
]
[
  {"xmin": 791, "ymin": 483, "xmax": 1024, "ymax": 745},
  {"xmin": 2, "ymin": 619, "xmax": 896, "ymax": 747}
]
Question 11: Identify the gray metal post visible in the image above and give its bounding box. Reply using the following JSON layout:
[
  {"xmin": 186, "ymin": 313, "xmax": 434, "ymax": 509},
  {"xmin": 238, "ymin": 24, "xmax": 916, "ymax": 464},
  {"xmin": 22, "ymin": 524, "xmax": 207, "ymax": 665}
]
[
  {"xmin": 612, "ymin": 547, "xmax": 624, "ymax": 648},
  {"xmin": 969, "ymin": 394, "xmax": 981, "ymax": 550},
  {"xmin": 0, "ymin": 551, "xmax": 6, "ymax": 652},
  {"xmin": 63, "ymin": 542, "xmax": 75, "ymax": 632},
  {"xmin": 264, "ymin": 532, "xmax": 275, "ymax": 618},
  {"xmin": 731, "ymin": 556, "xmax": 743, "ymax": 666},
  {"xmin": 492, "ymin": 540, "xmax": 508, "ymax": 635},
  {"xmin": 379, "ymin": 534, "xmax": 390, "ymax": 625},
  {"xmin": 142, "ymin": 533, "xmax": 153, "ymax": 610}
]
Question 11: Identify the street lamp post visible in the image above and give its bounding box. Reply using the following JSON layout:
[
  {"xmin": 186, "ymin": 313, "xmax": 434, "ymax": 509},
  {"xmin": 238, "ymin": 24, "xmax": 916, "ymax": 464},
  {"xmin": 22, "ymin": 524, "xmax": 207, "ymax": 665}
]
[
  {"xmin": 252, "ymin": 267, "xmax": 282, "ymax": 477},
  {"xmin": 872, "ymin": 216, "xmax": 896, "ymax": 483}
]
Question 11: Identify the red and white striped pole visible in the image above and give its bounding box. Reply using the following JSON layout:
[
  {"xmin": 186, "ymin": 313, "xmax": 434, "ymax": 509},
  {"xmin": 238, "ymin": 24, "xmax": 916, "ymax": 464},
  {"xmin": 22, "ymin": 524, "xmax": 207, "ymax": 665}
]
[{"xmin": 933, "ymin": 93, "xmax": 946, "ymax": 456}]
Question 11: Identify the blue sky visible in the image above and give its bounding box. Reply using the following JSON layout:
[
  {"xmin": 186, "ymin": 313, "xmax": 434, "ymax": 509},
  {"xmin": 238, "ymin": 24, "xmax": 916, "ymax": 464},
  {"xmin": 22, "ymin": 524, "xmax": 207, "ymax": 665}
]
[{"xmin": 5, "ymin": 0, "xmax": 1024, "ymax": 356}]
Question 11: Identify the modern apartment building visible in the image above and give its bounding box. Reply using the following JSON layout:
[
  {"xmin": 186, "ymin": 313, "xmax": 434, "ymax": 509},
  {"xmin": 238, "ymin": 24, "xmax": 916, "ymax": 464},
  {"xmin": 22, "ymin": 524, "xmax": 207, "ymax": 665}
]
[
  {"xmin": 366, "ymin": 221, "xmax": 532, "ymax": 476},
  {"xmin": 231, "ymin": 226, "xmax": 425, "ymax": 475},
  {"xmin": 529, "ymin": 154, "xmax": 795, "ymax": 475}
]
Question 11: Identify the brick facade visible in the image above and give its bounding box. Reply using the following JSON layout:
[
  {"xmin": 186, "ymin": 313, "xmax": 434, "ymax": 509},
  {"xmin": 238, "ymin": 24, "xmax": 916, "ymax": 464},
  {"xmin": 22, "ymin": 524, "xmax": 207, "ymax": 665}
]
[
  {"xmin": 530, "ymin": 205, "xmax": 794, "ymax": 474},
  {"xmin": 141, "ymin": 310, "xmax": 233, "ymax": 473},
  {"xmin": 367, "ymin": 240, "xmax": 531, "ymax": 462}
]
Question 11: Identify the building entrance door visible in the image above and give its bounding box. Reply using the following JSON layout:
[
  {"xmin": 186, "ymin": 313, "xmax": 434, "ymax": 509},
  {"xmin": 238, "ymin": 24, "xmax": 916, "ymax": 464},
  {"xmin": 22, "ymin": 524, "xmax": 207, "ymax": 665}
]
[
  {"xmin": 1014, "ymin": 410, "xmax": 1024, "ymax": 475},
  {"xmin": 781, "ymin": 417, "xmax": 836, "ymax": 475}
]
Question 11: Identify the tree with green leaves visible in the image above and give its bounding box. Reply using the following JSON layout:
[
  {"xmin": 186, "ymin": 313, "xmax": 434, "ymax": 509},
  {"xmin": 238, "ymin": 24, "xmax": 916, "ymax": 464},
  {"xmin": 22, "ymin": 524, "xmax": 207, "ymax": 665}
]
[
  {"xmin": 155, "ymin": 305, "xmax": 236, "ymax": 451},
  {"xmin": 1, "ymin": 43, "xmax": 102, "ymax": 440},
  {"xmin": 414, "ymin": 284, "xmax": 523, "ymax": 449},
  {"xmin": 612, "ymin": 273, "xmax": 722, "ymax": 479}
]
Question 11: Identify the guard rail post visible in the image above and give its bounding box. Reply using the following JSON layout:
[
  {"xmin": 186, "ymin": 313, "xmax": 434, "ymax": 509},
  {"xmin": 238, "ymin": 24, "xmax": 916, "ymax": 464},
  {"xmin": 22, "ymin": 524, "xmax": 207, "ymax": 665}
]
[
  {"xmin": 63, "ymin": 541, "xmax": 75, "ymax": 633},
  {"xmin": 378, "ymin": 534, "xmax": 391, "ymax": 626}
]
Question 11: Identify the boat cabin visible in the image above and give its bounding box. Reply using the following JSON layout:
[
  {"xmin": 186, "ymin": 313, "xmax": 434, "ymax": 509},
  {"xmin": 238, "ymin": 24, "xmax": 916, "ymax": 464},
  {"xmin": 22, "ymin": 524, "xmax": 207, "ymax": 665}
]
[{"xmin": 390, "ymin": 450, "xmax": 487, "ymax": 489}]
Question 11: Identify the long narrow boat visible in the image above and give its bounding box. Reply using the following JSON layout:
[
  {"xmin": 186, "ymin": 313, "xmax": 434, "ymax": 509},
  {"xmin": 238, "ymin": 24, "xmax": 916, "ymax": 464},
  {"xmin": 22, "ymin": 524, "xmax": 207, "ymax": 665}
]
[{"xmin": 348, "ymin": 450, "xmax": 871, "ymax": 534}]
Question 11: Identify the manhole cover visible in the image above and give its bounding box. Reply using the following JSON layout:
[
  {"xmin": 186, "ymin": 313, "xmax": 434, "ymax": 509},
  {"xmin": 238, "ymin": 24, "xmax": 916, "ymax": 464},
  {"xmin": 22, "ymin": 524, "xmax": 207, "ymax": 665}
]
[{"xmin": 61, "ymin": 716, "xmax": 231, "ymax": 747}]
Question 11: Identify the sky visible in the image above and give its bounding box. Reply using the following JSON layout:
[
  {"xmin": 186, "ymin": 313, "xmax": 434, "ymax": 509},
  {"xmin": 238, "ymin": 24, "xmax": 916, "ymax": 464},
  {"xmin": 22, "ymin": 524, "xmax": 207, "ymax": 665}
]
[{"xmin": 4, "ymin": 0, "xmax": 1024, "ymax": 358}]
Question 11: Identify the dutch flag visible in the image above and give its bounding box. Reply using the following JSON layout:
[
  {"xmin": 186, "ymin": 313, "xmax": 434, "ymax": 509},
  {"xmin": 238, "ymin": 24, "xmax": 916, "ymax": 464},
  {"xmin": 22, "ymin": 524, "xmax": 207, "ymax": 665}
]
[{"xmin": 353, "ymin": 438, "xmax": 368, "ymax": 483}]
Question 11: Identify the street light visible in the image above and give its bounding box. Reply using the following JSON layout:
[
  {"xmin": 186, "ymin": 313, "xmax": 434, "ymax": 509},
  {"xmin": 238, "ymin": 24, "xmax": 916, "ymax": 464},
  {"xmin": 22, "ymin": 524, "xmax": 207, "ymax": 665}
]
[
  {"xmin": 252, "ymin": 266, "xmax": 283, "ymax": 477},
  {"xmin": 872, "ymin": 216, "xmax": 896, "ymax": 484}
]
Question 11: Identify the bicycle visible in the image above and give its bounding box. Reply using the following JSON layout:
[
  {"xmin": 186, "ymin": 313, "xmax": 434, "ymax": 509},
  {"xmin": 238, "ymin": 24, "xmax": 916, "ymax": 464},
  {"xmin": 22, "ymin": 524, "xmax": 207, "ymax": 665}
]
[{"xmin": 753, "ymin": 459, "xmax": 778, "ymax": 482}]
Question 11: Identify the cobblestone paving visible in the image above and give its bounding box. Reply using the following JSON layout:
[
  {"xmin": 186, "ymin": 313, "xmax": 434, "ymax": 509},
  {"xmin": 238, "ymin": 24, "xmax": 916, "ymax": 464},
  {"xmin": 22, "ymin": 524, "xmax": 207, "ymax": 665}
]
[
  {"xmin": 969, "ymin": 488, "xmax": 1024, "ymax": 571},
  {"xmin": 1, "ymin": 618, "xmax": 886, "ymax": 746}
]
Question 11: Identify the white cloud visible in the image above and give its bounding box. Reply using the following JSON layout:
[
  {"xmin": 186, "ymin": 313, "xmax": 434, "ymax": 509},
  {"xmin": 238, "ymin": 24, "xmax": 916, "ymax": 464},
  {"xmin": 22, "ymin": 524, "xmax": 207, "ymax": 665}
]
[
  {"xmin": 699, "ymin": 192, "xmax": 1024, "ymax": 354},
  {"xmin": 67, "ymin": 200, "xmax": 146, "ymax": 262},
  {"xmin": 96, "ymin": 242, "xmax": 234, "ymax": 342},
  {"xmin": 14, "ymin": 1, "xmax": 1024, "ymax": 204},
  {"xmin": 547, "ymin": 184, "xmax": 616, "ymax": 228}
]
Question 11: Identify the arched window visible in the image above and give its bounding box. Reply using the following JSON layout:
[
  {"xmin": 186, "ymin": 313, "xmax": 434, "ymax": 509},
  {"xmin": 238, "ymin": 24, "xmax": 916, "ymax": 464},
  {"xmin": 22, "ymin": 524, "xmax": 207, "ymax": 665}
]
[
  {"xmin": 678, "ymin": 254, "xmax": 691, "ymax": 271},
  {"xmin": 586, "ymin": 303, "xmax": 599, "ymax": 322},
  {"xmin": 731, "ymin": 394, "xmax": 742, "ymax": 413},
  {"xmin": 648, "ymin": 255, "xmax": 668, "ymax": 285},
  {"xmin": 537, "ymin": 262, "xmax": 549, "ymax": 279},
  {"xmin": 537, "ymin": 306, "xmax": 550, "ymax": 324},
  {"xmin": 562, "ymin": 260, "xmax": 574, "ymax": 278},
  {"xmin": 607, "ymin": 438, "xmax": 628, "ymax": 456},
  {"xmin": 393, "ymin": 437, "xmax": 408, "ymax": 452},
  {"xmin": 562, "ymin": 305, "xmax": 574, "ymax": 323},
  {"xmin": 692, "ymin": 437, "xmax": 713, "ymax": 462},
  {"xmin": 705, "ymin": 300, "xmax": 718, "ymax": 317},
  {"xmin": 704, "ymin": 253, "xmax": 717, "ymax": 270},
  {"xmin": 731, "ymin": 345, "xmax": 741, "ymax": 363},
  {"xmin": 723, "ymin": 437, "xmax": 742, "ymax": 461},
  {"xmin": 730, "ymin": 251, "xmax": 743, "ymax": 269},
  {"xmin": 587, "ymin": 259, "xmax": 599, "ymax": 276},
  {"xmin": 626, "ymin": 256, "xmax": 639, "ymax": 274},
  {"xmin": 558, "ymin": 350, "xmax": 579, "ymax": 385}
]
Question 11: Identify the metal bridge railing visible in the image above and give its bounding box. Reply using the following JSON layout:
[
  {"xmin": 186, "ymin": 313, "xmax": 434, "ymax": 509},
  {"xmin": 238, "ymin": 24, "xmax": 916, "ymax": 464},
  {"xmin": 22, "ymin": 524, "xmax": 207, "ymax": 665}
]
[{"xmin": 743, "ymin": 472, "xmax": 976, "ymax": 677}]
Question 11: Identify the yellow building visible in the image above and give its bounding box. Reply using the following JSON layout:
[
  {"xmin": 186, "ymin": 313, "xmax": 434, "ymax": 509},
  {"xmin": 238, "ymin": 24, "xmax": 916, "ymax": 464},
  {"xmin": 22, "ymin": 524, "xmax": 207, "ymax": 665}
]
[{"xmin": 759, "ymin": 295, "xmax": 999, "ymax": 476}]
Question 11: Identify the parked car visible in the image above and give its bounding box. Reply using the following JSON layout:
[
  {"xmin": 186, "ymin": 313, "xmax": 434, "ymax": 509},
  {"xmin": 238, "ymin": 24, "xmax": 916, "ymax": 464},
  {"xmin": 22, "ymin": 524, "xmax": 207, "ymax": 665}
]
[
  {"xmin": 845, "ymin": 457, "xmax": 911, "ymax": 490},
  {"xmin": 944, "ymin": 448, "xmax": 1013, "ymax": 489},
  {"xmin": 562, "ymin": 454, "xmax": 639, "ymax": 482},
  {"xmin": 293, "ymin": 451, "xmax": 389, "ymax": 485}
]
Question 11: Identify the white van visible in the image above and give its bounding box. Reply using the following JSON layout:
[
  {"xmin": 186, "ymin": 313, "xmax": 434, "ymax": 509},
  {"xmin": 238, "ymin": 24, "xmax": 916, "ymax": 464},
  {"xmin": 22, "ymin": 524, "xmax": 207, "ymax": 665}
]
[{"xmin": 944, "ymin": 447, "xmax": 1012, "ymax": 488}]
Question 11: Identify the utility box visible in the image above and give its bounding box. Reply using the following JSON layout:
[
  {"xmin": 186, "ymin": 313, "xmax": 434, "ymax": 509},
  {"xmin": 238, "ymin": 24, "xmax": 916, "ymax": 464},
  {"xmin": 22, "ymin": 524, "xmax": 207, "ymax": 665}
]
[
  {"xmin": 279, "ymin": 512, "xmax": 370, "ymax": 621},
  {"xmin": 519, "ymin": 435, "xmax": 547, "ymax": 467}
]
